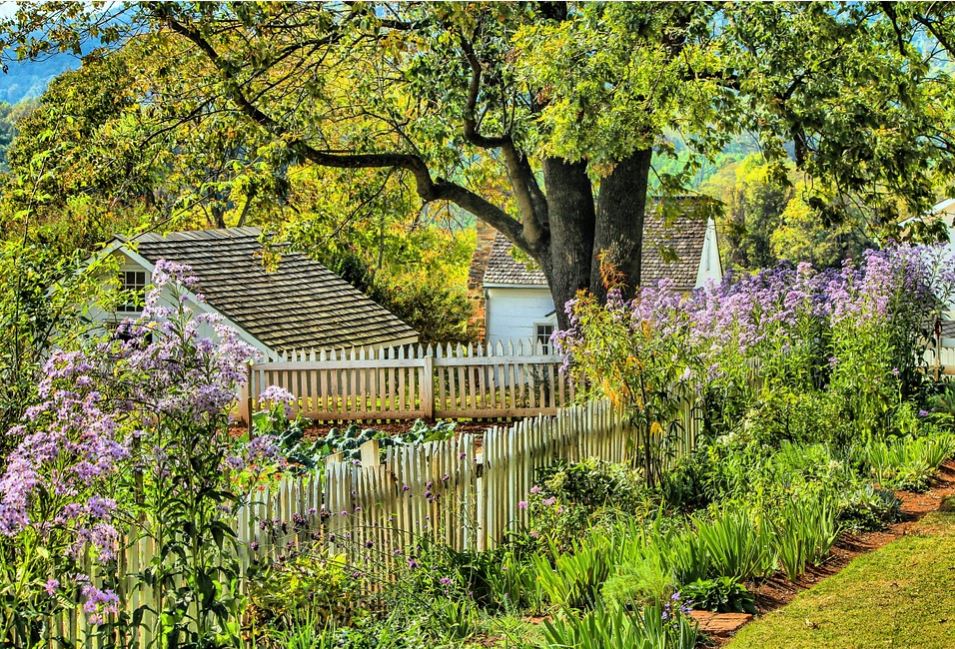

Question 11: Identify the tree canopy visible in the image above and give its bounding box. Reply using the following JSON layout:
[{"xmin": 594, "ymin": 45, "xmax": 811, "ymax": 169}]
[{"xmin": 4, "ymin": 2, "xmax": 955, "ymax": 324}]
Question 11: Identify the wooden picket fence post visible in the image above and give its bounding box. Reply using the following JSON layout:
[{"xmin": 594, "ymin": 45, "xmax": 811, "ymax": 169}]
[{"xmin": 245, "ymin": 340, "xmax": 574, "ymax": 423}]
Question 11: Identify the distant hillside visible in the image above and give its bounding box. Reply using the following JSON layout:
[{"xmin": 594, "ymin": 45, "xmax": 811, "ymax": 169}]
[{"xmin": 0, "ymin": 52, "xmax": 80, "ymax": 104}]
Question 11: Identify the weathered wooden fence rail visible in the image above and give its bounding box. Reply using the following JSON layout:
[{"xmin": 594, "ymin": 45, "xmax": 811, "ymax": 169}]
[
  {"xmin": 38, "ymin": 397, "xmax": 702, "ymax": 647},
  {"xmin": 241, "ymin": 341, "xmax": 575, "ymax": 423}
]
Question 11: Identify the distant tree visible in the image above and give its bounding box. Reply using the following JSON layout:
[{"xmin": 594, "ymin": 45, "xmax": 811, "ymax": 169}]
[{"xmin": 6, "ymin": 3, "xmax": 955, "ymax": 323}]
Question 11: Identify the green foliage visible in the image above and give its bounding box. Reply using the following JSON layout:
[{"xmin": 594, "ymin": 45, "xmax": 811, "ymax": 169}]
[
  {"xmin": 740, "ymin": 387, "xmax": 847, "ymax": 447},
  {"xmin": 601, "ymin": 542, "xmax": 676, "ymax": 609},
  {"xmin": 247, "ymin": 549, "xmax": 364, "ymax": 635},
  {"xmin": 701, "ymin": 154, "xmax": 873, "ymax": 272},
  {"xmin": 692, "ymin": 509, "xmax": 775, "ymax": 581},
  {"xmin": 532, "ymin": 537, "xmax": 616, "ymax": 611},
  {"xmin": 536, "ymin": 458, "xmax": 649, "ymax": 511},
  {"xmin": 772, "ymin": 495, "xmax": 841, "ymax": 582},
  {"xmin": 539, "ymin": 604, "xmax": 698, "ymax": 649},
  {"xmin": 837, "ymin": 485, "xmax": 902, "ymax": 532},
  {"xmin": 853, "ymin": 433, "xmax": 955, "ymax": 491},
  {"xmin": 680, "ymin": 576, "xmax": 757, "ymax": 614},
  {"xmin": 267, "ymin": 419, "xmax": 457, "ymax": 467},
  {"xmin": 528, "ymin": 458, "xmax": 653, "ymax": 552}
]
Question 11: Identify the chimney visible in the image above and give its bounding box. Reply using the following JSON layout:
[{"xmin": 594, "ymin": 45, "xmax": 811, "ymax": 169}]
[{"xmin": 466, "ymin": 220, "xmax": 497, "ymax": 341}]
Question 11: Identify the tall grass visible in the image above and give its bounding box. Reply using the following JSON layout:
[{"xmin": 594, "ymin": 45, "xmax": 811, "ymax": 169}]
[
  {"xmin": 540, "ymin": 605, "xmax": 698, "ymax": 649},
  {"xmin": 855, "ymin": 433, "xmax": 955, "ymax": 491},
  {"xmin": 693, "ymin": 509, "xmax": 775, "ymax": 580},
  {"xmin": 772, "ymin": 496, "xmax": 840, "ymax": 581}
]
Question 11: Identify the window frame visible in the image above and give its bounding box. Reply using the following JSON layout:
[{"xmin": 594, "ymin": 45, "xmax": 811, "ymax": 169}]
[
  {"xmin": 116, "ymin": 269, "xmax": 148, "ymax": 313},
  {"xmin": 534, "ymin": 322, "xmax": 555, "ymax": 352}
]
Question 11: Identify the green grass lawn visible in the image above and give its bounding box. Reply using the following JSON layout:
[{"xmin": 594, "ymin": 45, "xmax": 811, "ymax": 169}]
[{"xmin": 728, "ymin": 512, "xmax": 955, "ymax": 649}]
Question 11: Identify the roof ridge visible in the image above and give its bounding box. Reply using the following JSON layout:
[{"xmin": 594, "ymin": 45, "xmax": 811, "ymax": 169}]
[{"xmin": 127, "ymin": 226, "xmax": 264, "ymax": 244}]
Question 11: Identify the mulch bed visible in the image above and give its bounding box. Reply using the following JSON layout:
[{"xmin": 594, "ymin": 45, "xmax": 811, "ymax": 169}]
[{"xmin": 702, "ymin": 460, "xmax": 955, "ymax": 644}]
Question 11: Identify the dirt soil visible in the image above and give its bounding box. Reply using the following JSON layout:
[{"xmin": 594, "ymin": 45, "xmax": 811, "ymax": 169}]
[{"xmin": 702, "ymin": 460, "xmax": 955, "ymax": 644}]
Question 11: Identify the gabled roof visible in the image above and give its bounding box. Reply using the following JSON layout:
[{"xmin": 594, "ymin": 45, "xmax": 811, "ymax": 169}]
[
  {"xmin": 484, "ymin": 235, "xmax": 549, "ymax": 287},
  {"xmin": 483, "ymin": 202, "xmax": 714, "ymax": 291},
  {"xmin": 640, "ymin": 211, "xmax": 710, "ymax": 290},
  {"xmin": 118, "ymin": 227, "xmax": 418, "ymax": 351}
]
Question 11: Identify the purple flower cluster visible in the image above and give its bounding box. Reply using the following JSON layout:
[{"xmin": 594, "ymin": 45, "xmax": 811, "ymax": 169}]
[
  {"xmin": 0, "ymin": 260, "xmax": 277, "ymax": 622},
  {"xmin": 81, "ymin": 584, "xmax": 119, "ymax": 624},
  {"xmin": 557, "ymin": 244, "xmax": 955, "ymax": 391},
  {"xmin": 0, "ymin": 347, "xmax": 129, "ymax": 567}
]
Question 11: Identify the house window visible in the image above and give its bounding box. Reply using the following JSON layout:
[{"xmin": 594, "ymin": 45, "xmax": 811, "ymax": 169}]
[
  {"xmin": 117, "ymin": 270, "xmax": 148, "ymax": 313},
  {"xmin": 535, "ymin": 323, "xmax": 555, "ymax": 352}
]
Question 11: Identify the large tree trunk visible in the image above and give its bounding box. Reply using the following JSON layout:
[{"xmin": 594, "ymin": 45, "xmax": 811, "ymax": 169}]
[
  {"xmin": 540, "ymin": 158, "xmax": 597, "ymax": 329},
  {"xmin": 590, "ymin": 149, "xmax": 652, "ymax": 300}
]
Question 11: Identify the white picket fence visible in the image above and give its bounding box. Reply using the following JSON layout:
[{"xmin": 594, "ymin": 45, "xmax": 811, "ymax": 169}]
[
  {"xmin": 240, "ymin": 341, "xmax": 575, "ymax": 423},
  {"xmin": 33, "ymin": 397, "xmax": 703, "ymax": 647},
  {"xmin": 926, "ymin": 342, "xmax": 955, "ymax": 377}
]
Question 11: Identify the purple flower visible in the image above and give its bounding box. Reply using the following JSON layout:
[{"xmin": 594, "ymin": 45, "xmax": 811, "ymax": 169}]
[
  {"xmin": 81, "ymin": 585, "xmax": 119, "ymax": 625},
  {"xmin": 45, "ymin": 578, "xmax": 59, "ymax": 596},
  {"xmin": 518, "ymin": 500, "xmax": 528, "ymax": 510}
]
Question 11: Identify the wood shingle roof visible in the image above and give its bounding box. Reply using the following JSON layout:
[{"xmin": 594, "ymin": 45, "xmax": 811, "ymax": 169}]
[
  {"xmin": 129, "ymin": 227, "xmax": 418, "ymax": 351},
  {"xmin": 483, "ymin": 202, "xmax": 713, "ymax": 292}
]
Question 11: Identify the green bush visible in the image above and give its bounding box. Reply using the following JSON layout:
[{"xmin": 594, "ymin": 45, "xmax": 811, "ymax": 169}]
[
  {"xmin": 247, "ymin": 548, "xmax": 365, "ymax": 635},
  {"xmin": 854, "ymin": 433, "xmax": 955, "ymax": 491},
  {"xmin": 838, "ymin": 485, "xmax": 902, "ymax": 531},
  {"xmin": 529, "ymin": 458, "xmax": 653, "ymax": 551},
  {"xmin": 540, "ymin": 604, "xmax": 698, "ymax": 649},
  {"xmin": 740, "ymin": 386, "xmax": 844, "ymax": 446},
  {"xmin": 602, "ymin": 538, "xmax": 677, "ymax": 608},
  {"xmin": 680, "ymin": 576, "xmax": 757, "ymax": 614},
  {"xmin": 535, "ymin": 458, "xmax": 649, "ymax": 512}
]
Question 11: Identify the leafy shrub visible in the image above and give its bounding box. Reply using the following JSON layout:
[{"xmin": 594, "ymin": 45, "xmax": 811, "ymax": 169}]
[
  {"xmin": 772, "ymin": 495, "xmax": 840, "ymax": 581},
  {"xmin": 398, "ymin": 539, "xmax": 540, "ymax": 614},
  {"xmin": 529, "ymin": 458, "xmax": 653, "ymax": 551},
  {"xmin": 540, "ymin": 603, "xmax": 698, "ymax": 649},
  {"xmin": 535, "ymin": 458, "xmax": 649, "ymax": 511},
  {"xmin": 602, "ymin": 539, "xmax": 676, "ymax": 608},
  {"xmin": 838, "ymin": 485, "xmax": 902, "ymax": 531},
  {"xmin": 428, "ymin": 598, "xmax": 478, "ymax": 642},
  {"xmin": 680, "ymin": 576, "xmax": 757, "ymax": 614},
  {"xmin": 854, "ymin": 433, "xmax": 955, "ymax": 491},
  {"xmin": 247, "ymin": 548, "xmax": 365, "ymax": 633},
  {"xmin": 740, "ymin": 387, "xmax": 843, "ymax": 446}
]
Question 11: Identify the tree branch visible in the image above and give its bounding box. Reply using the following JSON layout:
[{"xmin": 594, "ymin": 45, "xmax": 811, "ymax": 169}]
[
  {"xmin": 458, "ymin": 31, "xmax": 548, "ymax": 245},
  {"xmin": 148, "ymin": 3, "xmax": 529, "ymax": 250}
]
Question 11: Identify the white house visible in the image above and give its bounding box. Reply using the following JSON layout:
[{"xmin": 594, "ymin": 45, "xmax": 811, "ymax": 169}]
[
  {"xmin": 472, "ymin": 210, "xmax": 722, "ymax": 348},
  {"xmin": 915, "ymin": 199, "xmax": 955, "ymax": 343},
  {"xmin": 93, "ymin": 227, "xmax": 419, "ymax": 358}
]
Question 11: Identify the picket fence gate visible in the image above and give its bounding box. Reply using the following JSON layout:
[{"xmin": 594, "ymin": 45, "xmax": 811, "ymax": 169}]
[
  {"xmin": 239, "ymin": 340, "xmax": 574, "ymax": 423},
  {"xmin": 32, "ymin": 397, "xmax": 703, "ymax": 648}
]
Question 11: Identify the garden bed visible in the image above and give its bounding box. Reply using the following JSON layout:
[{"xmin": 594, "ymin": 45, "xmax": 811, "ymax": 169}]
[{"xmin": 701, "ymin": 460, "xmax": 955, "ymax": 644}]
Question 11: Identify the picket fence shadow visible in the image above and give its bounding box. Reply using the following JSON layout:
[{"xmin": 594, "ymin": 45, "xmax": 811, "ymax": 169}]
[{"xmin": 37, "ymin": 397, "xmax": 702, "ymax": 647}]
